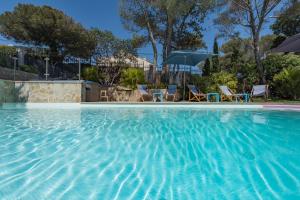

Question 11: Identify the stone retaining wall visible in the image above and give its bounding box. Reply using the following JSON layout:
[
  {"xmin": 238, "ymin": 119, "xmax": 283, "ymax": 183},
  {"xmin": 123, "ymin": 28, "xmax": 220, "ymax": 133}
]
[
  {"xmin": 15, "ymin": 81, "xmax": 87, "ymax": 103},
  {"xmin": 0, "ymin": 66, "xmax": 38, "ymax": 81},
  {"xmin": 0, "ymin": 79, "xmax": 16, "ymax": 103},
  {"xmin": 0, "ymin": 79, "xmax": 170, "ymax": 103}
]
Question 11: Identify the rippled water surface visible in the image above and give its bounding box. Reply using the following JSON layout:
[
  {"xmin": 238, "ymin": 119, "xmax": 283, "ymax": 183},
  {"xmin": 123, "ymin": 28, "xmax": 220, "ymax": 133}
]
[{"xmin": 0, "ymin": 107, "xmax": 299, "ymax": 199}]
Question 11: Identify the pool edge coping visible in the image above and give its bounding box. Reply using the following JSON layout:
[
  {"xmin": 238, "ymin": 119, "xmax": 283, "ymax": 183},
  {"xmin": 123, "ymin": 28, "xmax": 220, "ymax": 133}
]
[{"xmin": 1, "ymin": 102, "xmax": 300, "ymax": 111}]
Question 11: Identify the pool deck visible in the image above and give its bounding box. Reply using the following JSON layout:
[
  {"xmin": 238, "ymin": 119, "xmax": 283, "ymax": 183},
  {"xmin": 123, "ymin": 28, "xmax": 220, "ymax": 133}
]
[{"xmin": 2, "ymin": 102, "xmax": 299, "ymax": 111}]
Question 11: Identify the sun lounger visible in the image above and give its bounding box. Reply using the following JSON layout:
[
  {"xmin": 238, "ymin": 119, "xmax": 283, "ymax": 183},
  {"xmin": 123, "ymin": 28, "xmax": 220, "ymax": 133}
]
[
  {"xmin": 188, "ymin": 85, "xmax": 206, "ymax": 102},
  {"xmin": 137, "ymin": 84, "xmax": 152, "ymax": 102},
  {"xmin": 166, "ymin": 85, "xmax": 177, "ymax": 101},
  {"xmin": 219, "ymin": 85, "xmax": 248, "ymax": 102},
  {"xmin": 251, "ymin": 85, "xmax": 268, "ymax": 100}
]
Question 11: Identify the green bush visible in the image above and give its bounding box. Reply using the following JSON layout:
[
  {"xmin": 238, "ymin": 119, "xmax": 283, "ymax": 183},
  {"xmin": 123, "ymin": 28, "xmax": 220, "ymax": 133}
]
[
  {"xmin": 82, "ymin": 67, "xmax": 100, "ymax": 82},
  {"xmin": 147, "ymin": 82, "xmax": 167, "ymax": 89},
  {"xmin": 0, "ymin": 56, "xmax": 10, "ymax": 68},
  {"xmin": 273, "ymin": 66, "xmax": 300, "ymax": 100},
  {"xmin": 238, "ymin": 62, "xmax": 258, "ymax": 83},
  {"xmin": 190, "ymin": 75, "xmax": 210, "ymax": 93},
  {"xmin": 120, "ymin": 68, "xmax": 145, "ymax": 89},
  {"xmin": 190, "ymin": 72, "xmax": 237, "ymax": 93},
  {"xmin": 19, "ymin": 64, "xmax": 38, "ymax": 74},
  {"xmin": 263, "ymin": 54, "xmax": 300, "ymax": 82},
  {"xmin": 208, "ymin": 71, "xmax": 238, "ymax": 93},
  {"xmin": 0, "ymin": 46, "xmax": 17, "ymax": 55}
]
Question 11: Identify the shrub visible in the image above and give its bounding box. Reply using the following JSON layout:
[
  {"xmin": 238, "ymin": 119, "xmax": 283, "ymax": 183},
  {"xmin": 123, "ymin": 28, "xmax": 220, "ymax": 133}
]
[
  {"xmin": 238, "ymin": 62, "xmax": 258, "ymax": 84},
  {"xmin": 19, "ymin": 64, "xmax": 38, "ymax": 74},
  {"xmin": 190, "ymin": 75, "xmax": 210, "ymax": 93},
  {"xmin": 120, "ymin": 68, "xmax": 145, "ymax": 89},
  {"xmin": 208, "ymin": 71, "xmax": 238, "ymax": 92},
  {"xmin": 0, "ymin": 46, "xmax": 17, "ymax": 55},
  {"xmin": 263, "ymin": 54, "xmax": 300, "ymax": 82},
  {"xmin": 272, "ymin": 66, "xmax": 300, "ymax": 100},
  {"xmin": 147, "ymin": 82, "xmax": 167, "ymax": 89},
  {"xmin": 0, "ymin": 56, "xmax": 10, "ymax": 68},
  {"xmin": 82, "ymin": 67, "xmax": 100, "ymax": 82}
]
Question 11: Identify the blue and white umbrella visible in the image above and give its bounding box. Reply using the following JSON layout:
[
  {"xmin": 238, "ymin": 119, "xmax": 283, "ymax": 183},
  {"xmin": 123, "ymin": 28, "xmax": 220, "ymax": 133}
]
[{"xmin": 164, "ymin": 50, "xmax": 213, "ymax": 99}]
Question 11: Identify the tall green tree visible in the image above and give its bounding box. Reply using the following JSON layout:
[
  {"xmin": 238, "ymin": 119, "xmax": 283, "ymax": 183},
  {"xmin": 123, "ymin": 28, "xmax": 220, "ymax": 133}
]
[
  {"xmin": 259, "ymin": 34, "xmax": 277, "ymax": 53},
  {"xmin": 202, "ymin": 58, "xmax": 211, "ymax": 76},
  {"xmin": 91, "ymin": 28, "xmax": 137, "ymax": 63},
  {"xmin": 220, "ymin": 36, "xmax": 253, "ymax": 72},
  {"xmin": 119, "ymin": 0, "xmax": 160, "ymax": 67},
  {"xmin": 215, "ymin": 0, "xmax": 283, "ymax": 83},
  {"xmin": 0, "ymin": 4, "xmax": 96, "ymax": 62},
  {"xmin": 220, "ymin": 35, "xmax": 277, "ymax": 74},
  {"xmin": 120, "ymin": 0, "xmax": 220, "ymax": 63},
  {"xmin": 90, "ymin": 28, "xmax": 139, "ymax": 86},
  {"xmin": 271, "ymin": 1, "xmax": 300, "ymax": 37},
  {"xmin": 212, "ymin": 37, "xmax": 219, "ymax": 72},
  {"xmin": 154, "ymin": 0, "xmax": 210, "ymax": 61}
]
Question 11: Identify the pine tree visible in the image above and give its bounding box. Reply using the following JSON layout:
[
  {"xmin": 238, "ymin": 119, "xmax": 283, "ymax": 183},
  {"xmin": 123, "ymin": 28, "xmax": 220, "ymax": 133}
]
[
  {"xmin": 212, "ymin": 37, "xmax": 219, "ymax": 72},
  {"xmin": 202, "ymin": 58, "xmax": 211, "ymax": 76}
]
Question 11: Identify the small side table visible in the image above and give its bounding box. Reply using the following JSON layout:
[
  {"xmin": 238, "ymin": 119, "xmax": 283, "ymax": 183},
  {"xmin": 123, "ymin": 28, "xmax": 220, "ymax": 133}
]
[
  {"xmin": 207, "ymin": 93, "xmax": 220, "ymax": 102},
  {"xmin": 234, "ymin": 93, "xmax": 249, "ymax": 103},
  {"xmin": 152, "ymin": 89, "xmax": 163, "ymax": 102}
]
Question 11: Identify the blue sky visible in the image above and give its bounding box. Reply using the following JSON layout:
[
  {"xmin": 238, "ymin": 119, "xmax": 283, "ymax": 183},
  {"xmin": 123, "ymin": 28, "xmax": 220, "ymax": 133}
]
[{"xmin": 0, "ymin": 0, "xmax": 281, "ymax": 63}]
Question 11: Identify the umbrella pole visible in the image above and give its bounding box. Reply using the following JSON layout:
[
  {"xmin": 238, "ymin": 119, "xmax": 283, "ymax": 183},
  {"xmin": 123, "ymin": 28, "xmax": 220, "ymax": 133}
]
[
  {"xmin": 183, "ymin": 71, "xmax": 186, "ymax": 100},
  {"xmin": 183, "ymin": 56, "xmax": 187, "ymax": 101}
]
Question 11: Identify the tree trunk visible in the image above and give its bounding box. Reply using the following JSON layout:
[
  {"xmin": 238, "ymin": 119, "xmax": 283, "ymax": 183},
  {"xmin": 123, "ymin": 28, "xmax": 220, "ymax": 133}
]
[
  {"xmin": 252, "ymin": 33, "xmax": 266, "ymax": 84},
  {"xmin": 164, "ymin": 17, "xmax": 174, "ymax": 62},
  {"xmin": 161, "ymin": 16, "xmax": 174, "ymax": 84},
  {"xmin": 146, "ymin": 21, "xmax": 158, "ymax": 84},
  {"xmin": 146, "ymin": 22, "xmax": 158, "ymax": 67}
]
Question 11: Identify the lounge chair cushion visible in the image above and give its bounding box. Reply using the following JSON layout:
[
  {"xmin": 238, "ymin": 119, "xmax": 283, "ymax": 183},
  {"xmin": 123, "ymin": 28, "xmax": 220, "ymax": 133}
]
[
  {"xmin": 188, "ymin": 85, "xmax": 199, "ymax": 95},
  {"xmin": 167, "ymin": 85, "xmax": 177, "ymax": 95},
  {"xmin": 219, "ymin": 86, "xmax": 233, "ymax": 96},
  {"xmin": 138, "ymin": 85, "xmax": 148, "ymax": 95},
  {"xmin": 252, "ymin": 85, "xmax": 266, "ymax": 96}
]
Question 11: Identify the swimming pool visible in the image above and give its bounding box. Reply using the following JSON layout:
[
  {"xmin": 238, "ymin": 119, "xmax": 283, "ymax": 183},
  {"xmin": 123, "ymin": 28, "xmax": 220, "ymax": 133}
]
[{"xmin": 0, "ymin": 105, "xmax": 299, "ymax": 199}]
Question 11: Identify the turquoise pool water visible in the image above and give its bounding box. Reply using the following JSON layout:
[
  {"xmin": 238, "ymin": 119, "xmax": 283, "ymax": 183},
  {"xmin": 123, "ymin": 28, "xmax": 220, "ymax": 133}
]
[{"xmin": 0, "ymin": 107, "xmax": 299, "ymax": 199}]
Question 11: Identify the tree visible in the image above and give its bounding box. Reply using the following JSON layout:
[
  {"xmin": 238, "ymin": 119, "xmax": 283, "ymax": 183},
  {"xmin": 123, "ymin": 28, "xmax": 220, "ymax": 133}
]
[
  {"xmin": 221, "ymin": 34, "xmax": 277, "ymax": 64},
  {"xmin": 119, "ymin": 0, "xmax": 160, "ymax": 67},
  {"xmin": 0, "ymin": 4, "xmax": 96, "ymax": 62},
  {"xmin": 220, "ymin": 36, "xmax": 253, "ymax": 72},
  {"xmin": 121, "ymin": 68, "xmax": 145, "ymax": 89},
  {"xmin": 90, "ymin": 28, "xmax": 139, "ymax": 86},
  {"xmin": 215, "ymin": 0, "xmax": 283, "ymax": 83},
  {"xmin": 202, "ymin": 58, "xmax": 211, "ymax": 76},
  {"xmin": 91, "ymin": 28, "xmax": 137, "ymax": 63},
  {"xmin": 212, "ymin": 37, "xmax": 219, "ymax": 72},
  {"xmin": 120, "ymin": 0, "xmax": 219, "ymax": 63},
  {"xmin": 153, "ymin": 0, "xmax": 222, "ymax": 62},
  {"xmin": 271, "ymin": 1, "xmax": 300, "ymax": 37}
]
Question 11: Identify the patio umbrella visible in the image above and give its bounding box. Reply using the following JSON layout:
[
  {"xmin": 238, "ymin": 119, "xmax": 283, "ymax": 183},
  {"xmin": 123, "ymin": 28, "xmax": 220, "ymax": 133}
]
[
  {"xmin": 272, "ymin": 33, "xmax": 300, "ymax": 53},
  {"xmin": 164, "ymin": 50, "xmax": 213, "ymax": 99}
]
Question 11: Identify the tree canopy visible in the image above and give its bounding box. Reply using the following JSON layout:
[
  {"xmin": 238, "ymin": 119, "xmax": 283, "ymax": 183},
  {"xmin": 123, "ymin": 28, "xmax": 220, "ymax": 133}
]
[
  {"xmin": 215, "ymin": 0, "xmax": 283, "ymax": 83},
  {"xmin": 120, "ymin": 0, "xmax": 220, "ymax": 65},
  {"xmin": 91, "ymin": 28, "xmax": 138, "ymax": 64},
  {"xmin": 119, "ymin": 0, "xmax": 160, "ymax": 66},
  {"xmin": 87, "ymin": 28, "xmax": 140, "ymax": 86},
  {"xmin": 271, "ymin": 1, "xmax": 300, "ymax": 37},
  {"xmin": 0, "ymin": 4, "xmax": 96, "ymax": 61}
]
